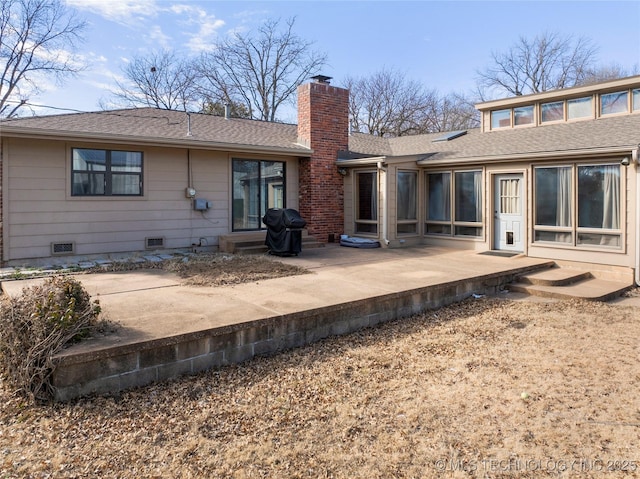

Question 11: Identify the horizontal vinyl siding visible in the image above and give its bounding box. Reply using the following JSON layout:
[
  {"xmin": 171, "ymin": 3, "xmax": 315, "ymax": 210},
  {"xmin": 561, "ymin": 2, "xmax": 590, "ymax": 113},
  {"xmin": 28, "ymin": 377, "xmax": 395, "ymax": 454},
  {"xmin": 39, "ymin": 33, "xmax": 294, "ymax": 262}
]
[{"xmin": 5, "ymin": 139, "xmax": 301, "ymax": 262}]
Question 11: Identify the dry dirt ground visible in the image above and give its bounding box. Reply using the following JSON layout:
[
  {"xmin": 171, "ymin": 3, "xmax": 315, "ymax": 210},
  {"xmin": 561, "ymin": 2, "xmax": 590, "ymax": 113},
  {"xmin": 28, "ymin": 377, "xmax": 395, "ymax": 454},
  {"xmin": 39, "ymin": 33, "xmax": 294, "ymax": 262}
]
[
  {"xmin": 1, "ymin": 258, "xmax": 639, "ymax": 478},
  {"xmin": 87, "ymin": 253, "xmax": 312, "ymax": 287}
]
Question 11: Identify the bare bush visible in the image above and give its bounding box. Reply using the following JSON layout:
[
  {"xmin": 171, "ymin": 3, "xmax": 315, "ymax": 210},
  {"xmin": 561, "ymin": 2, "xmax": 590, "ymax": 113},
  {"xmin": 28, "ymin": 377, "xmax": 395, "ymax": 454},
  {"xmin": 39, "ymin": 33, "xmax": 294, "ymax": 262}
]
[{"xmin": 0, "ymin": 276, "xmax": 103, "ymax": 402}]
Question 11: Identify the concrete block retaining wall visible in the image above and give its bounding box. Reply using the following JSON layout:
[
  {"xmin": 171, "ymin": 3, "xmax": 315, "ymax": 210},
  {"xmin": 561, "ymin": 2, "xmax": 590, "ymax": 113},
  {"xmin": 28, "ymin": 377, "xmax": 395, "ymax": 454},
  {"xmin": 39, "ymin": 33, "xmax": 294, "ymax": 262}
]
[{"xmin": 52, "ymin": 268, "xmax": 539, "ymax": 401}]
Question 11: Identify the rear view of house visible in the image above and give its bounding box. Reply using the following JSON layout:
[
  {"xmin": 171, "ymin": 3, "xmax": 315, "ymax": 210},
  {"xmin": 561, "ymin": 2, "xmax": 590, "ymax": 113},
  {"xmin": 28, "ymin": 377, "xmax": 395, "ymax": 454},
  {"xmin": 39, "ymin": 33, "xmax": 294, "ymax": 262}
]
[{"xmin": 1, "ymin": 75, "xmax": 640, "ymax": 283}]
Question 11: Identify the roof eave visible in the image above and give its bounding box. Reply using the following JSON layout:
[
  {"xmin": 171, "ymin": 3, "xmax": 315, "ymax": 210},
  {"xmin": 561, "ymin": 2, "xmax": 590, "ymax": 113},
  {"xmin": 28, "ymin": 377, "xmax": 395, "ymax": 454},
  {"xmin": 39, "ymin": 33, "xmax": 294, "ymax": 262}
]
[
  {"xmin": 475, "ymin": 75, "xmax": 640, "ymax": 111},
  {"xmin": 417, "ymin": 145, "xmax": 638, "ymax": 166},
  {"xmin": 336, "ymin": 156, "xmax": 388, "ymax": 166},
  {"xmin": 0, "ymin": 127, "xmax": 313, "ymax": 157}
]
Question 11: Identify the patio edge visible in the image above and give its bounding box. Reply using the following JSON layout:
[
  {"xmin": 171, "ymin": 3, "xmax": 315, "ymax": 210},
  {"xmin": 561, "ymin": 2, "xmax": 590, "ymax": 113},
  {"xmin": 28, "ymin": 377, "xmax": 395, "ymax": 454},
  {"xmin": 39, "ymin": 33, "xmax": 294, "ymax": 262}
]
[{"xmin": 52, "ymin": 263, "xmax": 553, "ymax": 401}]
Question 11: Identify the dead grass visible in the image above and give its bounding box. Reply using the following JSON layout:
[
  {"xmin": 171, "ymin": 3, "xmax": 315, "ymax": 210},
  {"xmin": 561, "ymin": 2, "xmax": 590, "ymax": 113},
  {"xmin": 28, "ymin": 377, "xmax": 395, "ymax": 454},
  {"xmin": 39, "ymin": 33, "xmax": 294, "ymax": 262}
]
[
  {"xmin": 1, "ymin": 297, "xmax": 639, "ymax": 478},
  {"xmin": 88, "ymin": 253, "xmax": 311, "ymax": 287}
]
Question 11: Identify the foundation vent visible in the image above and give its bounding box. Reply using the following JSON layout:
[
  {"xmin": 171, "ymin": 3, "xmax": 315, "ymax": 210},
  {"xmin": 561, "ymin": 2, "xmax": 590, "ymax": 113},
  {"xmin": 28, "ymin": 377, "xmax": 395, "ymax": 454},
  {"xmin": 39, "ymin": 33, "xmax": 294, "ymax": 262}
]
[
  {"xmin": 145, "ymin": 237, "xmax": 165, "ymax": 249},
  {"xmin": 51, "ymin": 242, "xmax": 75, "ymax": 255}
]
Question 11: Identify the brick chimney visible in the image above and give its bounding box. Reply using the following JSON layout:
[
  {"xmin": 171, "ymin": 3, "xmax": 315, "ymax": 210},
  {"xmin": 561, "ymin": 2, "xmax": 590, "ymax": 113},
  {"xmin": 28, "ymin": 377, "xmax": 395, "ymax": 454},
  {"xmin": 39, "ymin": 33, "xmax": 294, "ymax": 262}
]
[{"xmin": 297, "ymin": 76, "xmax": 349, "ymax": 242}]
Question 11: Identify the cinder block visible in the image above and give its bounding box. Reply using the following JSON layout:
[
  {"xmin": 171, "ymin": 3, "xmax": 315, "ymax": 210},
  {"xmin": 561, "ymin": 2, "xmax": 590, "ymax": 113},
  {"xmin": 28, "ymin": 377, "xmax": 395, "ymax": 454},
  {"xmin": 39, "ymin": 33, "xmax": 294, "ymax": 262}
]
[
  {"xmin": 53, "ymin": 352, "xmax": 138, "ymax": 387},
  {"xmin": 157, "ymin": 359, "xmax": 194, "ymax": 381},
  {"xmin": 223, "ymin": 344, "xmax": 254, "ymax": 365},
  {"xmin": 209, "ymin": 331, "xmax": 239, "ymax": 352},
  {"xmin": 192, "ymin": 351, "xmax": 224, "ymax": 373},
  {"xmin": 119, "ymin": 368, "xmax": 157, "ymax": 391},
  {"xmin": 139, "ymin": 344, "xmax": 177, "ymax": 368},
  {"xmin": 253, "ymin": 339, "xmax": 274, "ymax": 356},
  {"xmin": 177, "ymin": 337, "xmax": 209, "ymax": 360}
]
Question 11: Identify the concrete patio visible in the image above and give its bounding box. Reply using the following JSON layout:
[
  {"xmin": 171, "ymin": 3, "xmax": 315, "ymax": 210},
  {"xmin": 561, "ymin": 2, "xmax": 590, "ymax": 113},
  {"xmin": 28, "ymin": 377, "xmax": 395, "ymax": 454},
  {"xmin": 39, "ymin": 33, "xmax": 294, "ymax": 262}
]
[{"xmin": 0, "ymin": 244, "xmax": 633, "ymax": 401}]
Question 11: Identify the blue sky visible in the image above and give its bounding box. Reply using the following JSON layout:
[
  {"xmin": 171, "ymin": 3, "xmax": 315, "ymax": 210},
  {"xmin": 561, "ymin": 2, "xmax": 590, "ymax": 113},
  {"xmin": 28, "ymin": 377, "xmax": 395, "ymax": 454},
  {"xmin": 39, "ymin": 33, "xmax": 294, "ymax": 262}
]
[{"xmin": 27, "ymin": 0, "xmax": 640, "ymax": 121}]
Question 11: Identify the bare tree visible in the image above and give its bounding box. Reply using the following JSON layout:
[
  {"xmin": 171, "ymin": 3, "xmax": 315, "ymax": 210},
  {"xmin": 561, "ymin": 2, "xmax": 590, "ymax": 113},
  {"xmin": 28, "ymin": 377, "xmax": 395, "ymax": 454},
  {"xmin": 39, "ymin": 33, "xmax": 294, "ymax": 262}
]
[
  {"xmin": 0, "ymin": 0, "xmax": 86, "ymax": 117},
  {"xmin": 197, "ymin": 17, "xmax": 327, "ymax": 122},
  {"xmin": 345, "ymin": 69, "xmax": 478, "ymax": 137},
  {"xmin": 476, "ymin": 31, "xmax": 598, "ymax": 99},
  {"xmin": 424, "ymin": 93, "xmax": 479, "ymax": 133},
  {"xmin": 581, "ymin": 62, "xmax": 640, "ymax": 85},
  {"xmin": 112, "ymin": 50, "xmax": 200, "ymax": 111},
  {"xmin": 345, "ymin": 68, "xmax": 437, "ymax": 137}
]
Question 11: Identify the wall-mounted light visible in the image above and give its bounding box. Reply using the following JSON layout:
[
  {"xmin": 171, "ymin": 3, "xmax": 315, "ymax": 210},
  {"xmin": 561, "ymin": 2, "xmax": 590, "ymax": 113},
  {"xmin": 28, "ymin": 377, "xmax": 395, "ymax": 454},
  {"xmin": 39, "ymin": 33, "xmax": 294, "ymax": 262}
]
[
  {"xmin": 337, "ymin": 167, "xmax": 348, "ymax": 176},
  {"xmin": 621, "ymin": 157, "xmax": 630, "ymax": 166}
]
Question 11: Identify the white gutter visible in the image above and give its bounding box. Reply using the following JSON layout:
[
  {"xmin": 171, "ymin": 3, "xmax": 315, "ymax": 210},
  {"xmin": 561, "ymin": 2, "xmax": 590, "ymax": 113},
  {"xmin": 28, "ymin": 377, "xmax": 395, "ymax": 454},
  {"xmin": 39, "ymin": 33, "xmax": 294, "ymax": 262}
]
[
  {"xmin": 336, "ymin": 156, "xmax": 387, "ymax": 166},
  {"xmin": 416, "ymin": 146, "xmax": 637, "ymax": 167},
  {"xmin": 378, "ymin": 161, "xmax": 390, "ymax": 246},
  {"xmin": 0, "ymin": 127, "xmax": 313, "ymax": 157}
]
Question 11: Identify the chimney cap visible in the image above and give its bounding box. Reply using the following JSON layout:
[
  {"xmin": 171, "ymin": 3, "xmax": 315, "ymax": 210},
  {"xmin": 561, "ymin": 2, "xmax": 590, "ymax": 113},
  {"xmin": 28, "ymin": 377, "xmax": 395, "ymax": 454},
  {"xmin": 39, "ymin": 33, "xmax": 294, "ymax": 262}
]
[{"xmin": 311, "ymin": 75, "xmax": 332, "ymax": 84}]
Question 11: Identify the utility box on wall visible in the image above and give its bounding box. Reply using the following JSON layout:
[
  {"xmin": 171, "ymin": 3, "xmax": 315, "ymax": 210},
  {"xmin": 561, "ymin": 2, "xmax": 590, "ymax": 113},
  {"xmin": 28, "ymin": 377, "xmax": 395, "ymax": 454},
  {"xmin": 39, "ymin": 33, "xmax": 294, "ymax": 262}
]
[{"xmin": 193, "ymin": 199, "xmax": 212, "ymax": 211}]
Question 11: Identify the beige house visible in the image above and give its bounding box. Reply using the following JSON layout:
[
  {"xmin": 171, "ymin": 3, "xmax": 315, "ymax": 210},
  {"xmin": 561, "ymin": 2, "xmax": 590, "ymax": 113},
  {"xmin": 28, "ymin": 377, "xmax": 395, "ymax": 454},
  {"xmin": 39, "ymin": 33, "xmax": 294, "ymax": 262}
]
[
  {"xmin": 340, "ymin": 76, "xmax": 640, "ymax": 282},
  {"xmin": 1, "ymin": 76, "xmax": 640, "ymax": 283}
]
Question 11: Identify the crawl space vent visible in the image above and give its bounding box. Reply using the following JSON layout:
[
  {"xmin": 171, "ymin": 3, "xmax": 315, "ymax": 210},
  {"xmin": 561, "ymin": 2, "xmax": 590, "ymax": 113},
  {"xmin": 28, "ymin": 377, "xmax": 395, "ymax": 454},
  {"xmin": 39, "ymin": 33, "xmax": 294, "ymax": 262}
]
[
  {"xmin": 51, "ymin": 242, "xmax": 75, "ymax": 255},
  {"xmin": 145, "ymin": 237, "xmax": 165, "ymax": 249}
]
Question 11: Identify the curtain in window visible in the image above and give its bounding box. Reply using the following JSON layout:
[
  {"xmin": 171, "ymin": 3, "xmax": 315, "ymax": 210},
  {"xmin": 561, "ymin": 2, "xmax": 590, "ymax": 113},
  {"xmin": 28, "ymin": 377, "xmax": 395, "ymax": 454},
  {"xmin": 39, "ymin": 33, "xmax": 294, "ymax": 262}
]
[
  {"xmin": 397, "ymin": 171, "xmax": 417, "ymax": 221},
  {"xmin": 474, "ymin": 171, "xmax": 482, "ymax": 222},
  {"xmin": 556, "ymin": 167, "xmax": 571, "ymax": 227},
  {"xmin": 370, "ymin": 173, "xmax": 378, "ymax": 220},
  {"xmin": 600, "ymin": 165, "xmax": 620, "ymax": 246},
  {"xmin": 428, "ymin": 173, "xmax": 450, "ymax": 221},
  {"xmin": 601, "ymin": 166, "xmax": 620, "ymax": 230},
  {"xmin": 555, "ymin": 167, "xmax": 572, "ymax": 243},
  {"xmin": 357, "ymin": 172, "xmax": 378, "ymax": 221},
  {"xmin": 501, "ymin": 178, "xmax": 523, "ymax": 214},
  {"xmin": 455, "ymin": 171, "xmax": 482, "ymax": 223}
]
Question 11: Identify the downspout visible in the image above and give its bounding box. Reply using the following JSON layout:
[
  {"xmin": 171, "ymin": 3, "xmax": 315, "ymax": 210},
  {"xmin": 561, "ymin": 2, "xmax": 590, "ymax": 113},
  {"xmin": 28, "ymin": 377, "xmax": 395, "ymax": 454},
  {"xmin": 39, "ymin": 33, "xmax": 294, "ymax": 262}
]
[
  {"xmin": 378, "ymin": 161, "xmax": 389, "ymax": 246},
  {"xmin": 634, "ymin": 147, "xmax": 640, "ymax": 286}
]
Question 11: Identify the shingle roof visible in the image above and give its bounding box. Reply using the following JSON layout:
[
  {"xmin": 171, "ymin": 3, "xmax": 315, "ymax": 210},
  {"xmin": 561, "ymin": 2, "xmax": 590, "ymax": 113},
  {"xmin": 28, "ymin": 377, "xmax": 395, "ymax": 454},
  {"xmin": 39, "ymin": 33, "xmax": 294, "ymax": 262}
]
[
  {"xmin": 348, "ymin": 114, "xmax": 640, "ymax": 163},
  {"xmin": 2, "ymin": 107, "xmax": 639, "ymax": 163},
  {"xmin": 0, "ymin": 107, "xmax": 310, "ymax": 155}
]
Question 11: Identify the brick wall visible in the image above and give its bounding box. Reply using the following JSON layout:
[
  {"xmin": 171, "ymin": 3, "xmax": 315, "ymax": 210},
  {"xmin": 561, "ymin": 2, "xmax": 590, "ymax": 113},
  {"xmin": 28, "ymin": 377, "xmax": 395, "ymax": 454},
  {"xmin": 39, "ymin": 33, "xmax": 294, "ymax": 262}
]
[{"xmin": 297, "ymin": 81, "xmax": 349, "ymax": 242}]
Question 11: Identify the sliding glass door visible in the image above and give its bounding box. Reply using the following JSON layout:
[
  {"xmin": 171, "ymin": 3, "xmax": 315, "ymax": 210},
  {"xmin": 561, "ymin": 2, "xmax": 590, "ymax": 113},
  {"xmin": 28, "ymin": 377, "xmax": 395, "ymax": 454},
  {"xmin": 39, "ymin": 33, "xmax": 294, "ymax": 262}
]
[{"xmin": 233, "ymin": 159, "xmax": 285, "ymax": 231}]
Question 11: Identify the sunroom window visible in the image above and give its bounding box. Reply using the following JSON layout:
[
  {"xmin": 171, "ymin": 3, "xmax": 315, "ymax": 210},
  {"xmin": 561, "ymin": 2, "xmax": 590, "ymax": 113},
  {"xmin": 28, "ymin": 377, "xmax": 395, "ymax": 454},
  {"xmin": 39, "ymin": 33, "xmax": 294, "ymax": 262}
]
[
  {"xmin": 577, "ymin": 165, "xmax": 620, "ymax": 246},
  {"xmin": 397, "ymin": 171, "xmax": 417, "ymax": 234},
  {"xmin": 541, "ymin": 101, "xmax": 564, "ymax": 122},
  {"xmin": 355, "ymin": 171, "xmax": 378, "ymax": 234},
  {"xmin": 601, "ymin": 91, "xmax": 628, "ymax": 115},
  {"xmin": 567, "ymin": 96, "xmax": 592, "ymax": 119},
  {"xmin": 425, "ymin": 170, "xmax": 482, "ymax": 238},
  {"xmin": 425, "ymin": 172, "xmax": 451, "ymax": 235},
  {"xmin": 72, "ymin": 148, "xmax": 142, "ymax": 196},
  {"xmin": 514, "ymin": 105, "xmax": 534, "ymax": 126},
  {"xmin": 534, "ymin": 167, "xmax": 572, "ymax": 243},
  {"xmin": 534, "ymin": 164, "xmax": 621, "ymax": 248},
  {"xmin": 491, "ymin": 109, "xmax": 511, "ymax": 129}
]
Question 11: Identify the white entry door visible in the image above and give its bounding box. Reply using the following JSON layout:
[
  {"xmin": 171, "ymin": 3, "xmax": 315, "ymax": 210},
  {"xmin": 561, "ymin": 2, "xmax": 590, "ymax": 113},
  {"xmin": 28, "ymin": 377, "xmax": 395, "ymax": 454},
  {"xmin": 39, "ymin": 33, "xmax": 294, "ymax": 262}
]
[{"xmin": 494, "ymin": 174, "xmax": 524, "ymax": 252}]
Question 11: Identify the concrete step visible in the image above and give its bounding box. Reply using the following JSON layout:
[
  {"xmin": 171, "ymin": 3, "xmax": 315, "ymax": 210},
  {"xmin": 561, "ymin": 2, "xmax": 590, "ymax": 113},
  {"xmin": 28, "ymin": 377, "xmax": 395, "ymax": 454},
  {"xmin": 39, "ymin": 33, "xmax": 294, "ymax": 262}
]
[
  {"xmin": 220, "ymin": 231, "xmax": 324, "ymax": 254},
  {"xmin": 516, "ymin": 267, "xmax": 592, "ymax": 286},
  {"xmin": 508, "ymin": 277, "xmax": 633, "ymax": 302}
]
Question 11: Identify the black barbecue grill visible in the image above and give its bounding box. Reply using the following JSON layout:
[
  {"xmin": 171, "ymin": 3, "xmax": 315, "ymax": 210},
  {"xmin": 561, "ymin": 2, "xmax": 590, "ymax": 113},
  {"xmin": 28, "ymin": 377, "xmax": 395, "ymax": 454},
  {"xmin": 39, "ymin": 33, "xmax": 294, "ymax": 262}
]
[{"xmin": 262, "ymin": 208, "xmax": 307, "ymax": 256}]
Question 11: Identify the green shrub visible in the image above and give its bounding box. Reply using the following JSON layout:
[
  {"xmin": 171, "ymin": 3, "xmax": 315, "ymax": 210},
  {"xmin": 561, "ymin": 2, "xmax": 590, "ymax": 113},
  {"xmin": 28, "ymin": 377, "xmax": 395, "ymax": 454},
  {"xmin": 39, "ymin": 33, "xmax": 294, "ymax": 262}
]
[{"xmin": 0, "ymin": 276, "xmax": 103, "ymax": 402}]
